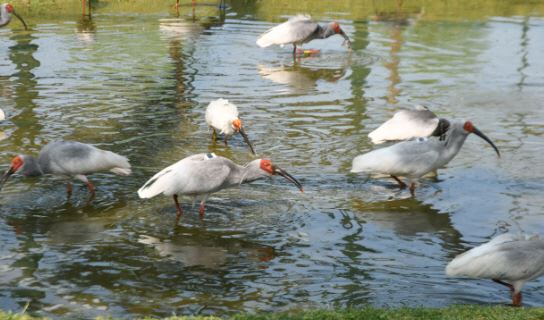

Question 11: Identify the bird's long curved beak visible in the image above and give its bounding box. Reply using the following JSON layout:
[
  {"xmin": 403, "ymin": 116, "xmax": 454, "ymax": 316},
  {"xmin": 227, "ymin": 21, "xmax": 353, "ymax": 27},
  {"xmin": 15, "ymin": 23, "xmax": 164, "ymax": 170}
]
[
  {"xmin": 239, "ymin": 127, "xmax": 256, "ymax": 155},
  {"xmin": 273, "ymin": 166, "xmax": 303, "ymax": 192},
  {"xmin": 339, "ymin": 29, "xmax": 352, "ymax": 49},
  {"xmin": 472, "ymin": 127, "xmax": 500, "ymax": 157},
  {"xmin": 0, "ymin": 166, "xmax": 15, "ymax": 192},
  {"xmin": 12, "ymin": 11, "xmax": 28, "ymax": 30}
]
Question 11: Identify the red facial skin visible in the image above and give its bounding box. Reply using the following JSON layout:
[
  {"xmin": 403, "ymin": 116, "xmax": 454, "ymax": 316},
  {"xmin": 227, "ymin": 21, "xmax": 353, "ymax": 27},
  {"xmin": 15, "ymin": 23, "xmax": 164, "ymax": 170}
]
[
  {"xmin": 260, "ymin": 159, "xmax": 274, "ymax": 175},
  {"xmin": 10, "ymin": 155, "xmax": 23, "ymax": 172},
  {"xmin": 331, "ymin": 22, "xmax": 341, "ymax": 34},
  {"xmin": 463, "ymin": 121, "xmax": 474, "ymax": 133},
  {"xmin": 232, "ymin": 118, "xmax": 242, "ymax": 132},
  {"xmin": 5, "ymin": 4, "xmax": 14, "ymax": 13}
]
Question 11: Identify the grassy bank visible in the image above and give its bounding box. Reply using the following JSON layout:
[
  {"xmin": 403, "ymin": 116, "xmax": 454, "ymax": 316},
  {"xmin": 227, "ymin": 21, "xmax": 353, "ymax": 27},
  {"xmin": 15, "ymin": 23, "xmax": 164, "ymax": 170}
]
[{"xmin": 2, "ymin": 306, "xmax": 544, "ymax": 320}]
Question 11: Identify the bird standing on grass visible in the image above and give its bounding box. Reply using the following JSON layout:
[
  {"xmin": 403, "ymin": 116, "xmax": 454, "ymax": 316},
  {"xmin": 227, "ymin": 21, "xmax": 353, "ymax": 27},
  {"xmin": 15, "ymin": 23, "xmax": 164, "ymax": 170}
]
[
  {"xmin": 137, "ymin": 153, "xmax": 303, "ymax": 224},
  {"xmin": 446, "ymin": 233, "xmax": 544, "ymax": 307},
  {"xmin": 256, "ymin": 15, "xmax": 351, "ymax": 56},
  {"xmin": 205, "ymin": 98, "xmax": 256, "ymax": 155},
  {"xmin": 0, "ymin": 141, "xmax": 131, "ymax": 198},
  {"xmin": 351, "ymin": 121, "xmax": 500, "ymax": 194},
  {"xmin": 0, "ymin": 3, "xmax": 28, "ymax": 29}
]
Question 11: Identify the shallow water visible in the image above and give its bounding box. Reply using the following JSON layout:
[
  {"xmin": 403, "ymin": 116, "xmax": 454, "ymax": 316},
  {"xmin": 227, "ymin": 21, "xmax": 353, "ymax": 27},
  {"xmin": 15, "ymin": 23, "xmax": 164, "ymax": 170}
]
[{"xmin": 1, "ymin": 0, "xmax": 543, "ymax": 318}]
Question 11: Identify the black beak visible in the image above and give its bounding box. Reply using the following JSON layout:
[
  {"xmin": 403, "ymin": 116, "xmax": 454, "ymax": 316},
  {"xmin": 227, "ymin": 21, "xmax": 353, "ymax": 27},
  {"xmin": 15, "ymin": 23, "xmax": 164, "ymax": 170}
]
[
  {"xmin": 339, "ymin": 28, "xmax": 351, "ymax": 49},
  {"xmin": 0, "ymin": 167, "xmax": 15, "ymax": 192},
  {"xmin": 273, "ymin": 166, "xmax": 303, "ymax": 192},
  {"xmin": 472, "ymin": 126, "xmax": 500, "ymax": 158},
  {"xmin": 12, "ymin": 11, "xmax": 28, "ymax": 30},
  {"xmin": 239, "ymin": 127, "xmax": 256, "ymax": 155}
]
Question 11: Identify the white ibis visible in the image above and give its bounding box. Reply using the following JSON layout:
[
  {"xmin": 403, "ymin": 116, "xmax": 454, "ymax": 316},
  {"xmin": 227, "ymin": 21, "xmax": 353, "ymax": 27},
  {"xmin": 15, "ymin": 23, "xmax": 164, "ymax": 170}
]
[
  {"xmin": 0, "ymin": 108, "xmax": 5, "ymax": 121},
  {"xmin": 137, "ymin": 153, "xmax": 303, "ymax": 223},
  {"xmin": 0, "ymin": 3, "xmax": 28, "ymax": 29},
  {"xmin": 351, "ymin": 121, "xmax": 500, "ymax": 194},
  {"xmin": 446, "ymin": 233, "xmax": 544, "ymax": 307},
  {"xmin": 205, "ymin": 98, "xmax": 256, "ymax": 155},
  {"xmin": 0, "ymin": 141, "xmax": 131, "ymax": 197},
  {"xmin": 368, "ymin": 105, "xmax": 451, "ymax": 144},
  {"xmin": 256, "ymin": 15, "xmax": 351, "ymax": 55}
]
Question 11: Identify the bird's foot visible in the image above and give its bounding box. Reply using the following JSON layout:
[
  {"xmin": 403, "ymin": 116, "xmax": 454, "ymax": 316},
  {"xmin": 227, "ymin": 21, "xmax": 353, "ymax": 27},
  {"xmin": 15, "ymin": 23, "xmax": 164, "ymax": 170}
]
[
  {"xmin": 295, "ymin": 48, "xmax": 320, "ymax": 57},
  {"xmin": 390, "ymin": 175, "xmax": 407, "ymax": 189},
  {"xmin": 409, "ymin": 183, "xmax": 416, "ymax": 196}
]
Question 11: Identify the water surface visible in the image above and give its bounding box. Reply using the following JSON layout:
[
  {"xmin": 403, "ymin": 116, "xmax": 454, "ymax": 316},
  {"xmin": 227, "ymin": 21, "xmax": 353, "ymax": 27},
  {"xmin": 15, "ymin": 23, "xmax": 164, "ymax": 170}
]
[{"xmin": 1, "ymin": 0, "xmax": 543, "ymax": 318}]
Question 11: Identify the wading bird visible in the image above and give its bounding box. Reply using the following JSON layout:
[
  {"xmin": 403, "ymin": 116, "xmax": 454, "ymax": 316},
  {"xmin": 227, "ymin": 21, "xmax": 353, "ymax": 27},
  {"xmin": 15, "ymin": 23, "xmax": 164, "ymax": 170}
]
[
  {"xmin": 351, "ymin": 121, "xmax": 500, "ymax": 194},
  {"xmin": 446, "ymin": 233, "xmax": 544, "ymax": 307},
  {"xmin": 0, "ymin": 3, "xmax": 28, "ymax": 29},
  {"xmin": 256, "ymin": 15, "xmax": 351, "ymax": 56},
  {"xmin": 368, "ymin": 105, "xmax": 451, "ymax": 144},
  {"xmin": 0, "ymin": 108, "xmax": 5, "ymax": 121},
  {"xmin": 205, "ymin": 98, "xmax": 256, "ymax": 155},
  {"xmin": 0, "ymin": 141, "xmax": 131, "ymax": 197},
  {"xmin": 137, "ymin": 153, "xmax": 303, "ymax": 223}
]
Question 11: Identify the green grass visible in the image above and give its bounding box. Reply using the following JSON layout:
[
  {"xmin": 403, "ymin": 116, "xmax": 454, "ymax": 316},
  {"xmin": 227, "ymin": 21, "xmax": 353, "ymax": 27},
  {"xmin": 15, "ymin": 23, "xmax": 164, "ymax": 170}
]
[{"xmin": 2, "ymin": 306, "xmax": 544, "ymax": 320}]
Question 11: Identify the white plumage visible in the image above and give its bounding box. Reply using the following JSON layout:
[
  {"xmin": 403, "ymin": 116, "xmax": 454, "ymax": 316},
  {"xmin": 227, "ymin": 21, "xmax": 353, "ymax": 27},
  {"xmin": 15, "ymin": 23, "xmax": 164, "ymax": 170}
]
[
  {"xmin": 138, "ymin": 153, "xmax": 303, "ymax": 223},
  {"xmin": 446, "ymin": 233, "xmax": 544, "ymax": 306},
  {"xmin": 205, "ymin": 99, "xmax": 256, "ymax": 154},
  {"xmin": 256, "ymin": 15, "xmax": 316, "ymax": 48},
  {"xmin": 368, "ymin": 106, "xmax": 441, "ymax": 144},
  {"xmin": 352, "ymin": 121, "xmax": 500, "ymax": 193},
  {"xmin": 205, "ymin": 98, "xmax": 239, "ymax": 136},
  {"xmin": 0, "ymin": 108, "xmax": 5, "ymax": 121}
]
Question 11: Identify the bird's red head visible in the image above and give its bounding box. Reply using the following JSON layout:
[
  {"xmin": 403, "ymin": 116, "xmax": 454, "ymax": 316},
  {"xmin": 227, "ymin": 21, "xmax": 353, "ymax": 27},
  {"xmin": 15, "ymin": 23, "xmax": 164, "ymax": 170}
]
[
  {"xmin": 331, "ymin": 22, "xmax": 341, "ymax": 34},
  {"xmin": 259, "ymin": 159, "xmax": 274, "ymax": 175},
  {"xmin": 463, "ymin": 121, "xmax": 474, "ymax": 133},
  {"xmin": 5, "ymin": 4, "xmax": 14, "ymax": 13},
  {"xmin": 10, "ymin": 155, "xmax": 24, "ymax": 172},
  {"xmin": 232, "ymin": 118, "xmax": 242, "ymax": 132}
]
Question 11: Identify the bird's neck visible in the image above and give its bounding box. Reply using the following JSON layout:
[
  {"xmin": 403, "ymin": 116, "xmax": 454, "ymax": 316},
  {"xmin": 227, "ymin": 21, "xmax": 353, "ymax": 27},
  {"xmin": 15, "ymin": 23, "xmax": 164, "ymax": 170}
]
[
  {"xmin": 226, "ymin": 163, "xmax": 264, "ymax": 187},
  {"xmin": 22, "ymin": 155, "xmax": 44, "ymax": 177},
  {"xmin": 440, "ymin": 126, "xmax": 469, "ymax": 163},
  {"xmin": 317, "ymin": 25, "xmax": 335, "ymax": 39}
]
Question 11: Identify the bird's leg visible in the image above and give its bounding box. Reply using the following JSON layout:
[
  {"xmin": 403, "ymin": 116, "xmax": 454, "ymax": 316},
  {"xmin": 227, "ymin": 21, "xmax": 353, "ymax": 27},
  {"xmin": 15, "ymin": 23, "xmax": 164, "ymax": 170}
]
[
  {"xmin": 223, "ymin": 135, "xmax": 229, "ymax": 146},
  {"xmin": 409, "ymin": 183, "xmax": 416, "ymax": 196},
  {"xmin": 173, "ymin": 194, "xmax": 183, "ymax": 224},
  {"xmin": 75, "ymin": 174, "xmax": 95, "ymax": 198},
  {"xmin": 390, "ymin": 175, "xmax": 407, "ymax": 188},
  {"xmin": 199, "ymin": 195, "xmax": 208, "ymax": 218},
  {"xmin": 211, "ymin": 128, "xmax": 217, "ymax": 142},
  {"xmin": 292, "ymin": 44, "xmax": 297, "ymax": 57},
  {"xmin": 512, "ymin": 292, "xmax": 522, "ymax": 307},
  {"xmin": 66, "ymin": 182, "xmax": 73, "ymax": 198}
]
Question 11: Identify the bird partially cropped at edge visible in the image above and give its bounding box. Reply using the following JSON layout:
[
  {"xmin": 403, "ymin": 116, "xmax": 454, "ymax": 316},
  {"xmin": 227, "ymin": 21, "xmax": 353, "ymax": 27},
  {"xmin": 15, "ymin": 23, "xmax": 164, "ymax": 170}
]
[
  {"xmin": 0, "ymin": 108, "xmax": 5, "ymax": 121},
  {"xmin": 137, "ymin": 153, "xmax": 303, "ymax": 224},
  {"xmin": 368, "ymin": 105, "xmax": 451, "ymax": 144},
  {"xmin": 0, "ymin": 3, "xmax": 28, "ymax": 29},
  {"xmin": 256, "ymin": 15, "xmax": 351, "ymax": 56},
  {"xmin": 0, "ymin": 141, "xmax": 131, "ymax": 197},
  {"xmin": 351, "ymin": 121, "xmax": 500, "ymax": 194},
  {"xmin": 446, "ymin": 233, "xmax": 544, "ymax": 307},
  {"xmin": 205, "ymin": 98, "xmax": 256, "ymax": 155}
]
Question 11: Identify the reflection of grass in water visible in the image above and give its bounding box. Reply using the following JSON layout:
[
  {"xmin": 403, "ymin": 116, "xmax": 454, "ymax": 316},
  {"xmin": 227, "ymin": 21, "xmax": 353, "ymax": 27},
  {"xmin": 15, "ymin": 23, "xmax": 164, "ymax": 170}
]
[{"xmin": 9, "ymin": 0, "xmax": 544, "ymax": 20}]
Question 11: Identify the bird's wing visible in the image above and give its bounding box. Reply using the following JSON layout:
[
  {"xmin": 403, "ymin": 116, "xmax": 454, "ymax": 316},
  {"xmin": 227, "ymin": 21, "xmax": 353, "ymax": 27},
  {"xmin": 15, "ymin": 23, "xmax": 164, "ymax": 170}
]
[
  {"xmin": 351, "ymin": 138, "xmax": 442, "ymax": 177},
  {"xmin": 205, "ymin": 99, "xmax": 239, "ymax": 133},
  {"xmin": 446, "ymin": 237, "xmax": 544, "ymax": 282},
  {"xmin": 39, "ymin": 141, "xmax": 131, "ymax": 176},
  {"xmin": 368, "ymin": 108, "xmax": 439, "ymax": 144},
  {"xmin": 138, "ymin": 154, "xmax": 232, "ymax": 198},
  {"xmin": 256, "ymin": 15, "xmax": 318, "ymax": 47}
]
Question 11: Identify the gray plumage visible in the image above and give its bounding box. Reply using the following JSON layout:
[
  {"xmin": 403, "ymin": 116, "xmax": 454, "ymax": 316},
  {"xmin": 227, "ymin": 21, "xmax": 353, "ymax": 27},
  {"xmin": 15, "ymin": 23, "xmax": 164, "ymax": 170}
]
[
  {"xmin": 0, "ymin": 140, "xmax": 131, "ymax": 195},
  {"xmin": 446, "ymin": 233, "xmax": 544, "ymax": 306},
  {"xmin": 368, "ymin": 105, "xmax": 450, "ymax": 144}
]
